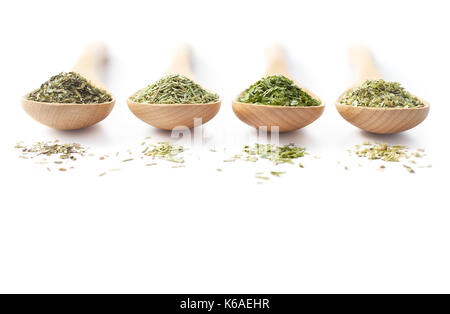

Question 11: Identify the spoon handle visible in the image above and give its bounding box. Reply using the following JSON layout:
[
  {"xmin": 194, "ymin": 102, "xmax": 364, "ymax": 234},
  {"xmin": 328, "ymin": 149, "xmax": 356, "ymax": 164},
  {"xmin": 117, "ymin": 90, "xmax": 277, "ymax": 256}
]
[
  {"xmin": 349, "ymin": 45, "xmax": 384, "ymax": 85},
  {"xmin": 72, "ymin": 42, "xmax": 108, "ymax": 89},
  {"xmin": 264, "ymin": 45, "xmax": 291, "ymax": 78},
  {"xmin": 167, "ymin": 43, "xmax": 194, "ymax": 80}
]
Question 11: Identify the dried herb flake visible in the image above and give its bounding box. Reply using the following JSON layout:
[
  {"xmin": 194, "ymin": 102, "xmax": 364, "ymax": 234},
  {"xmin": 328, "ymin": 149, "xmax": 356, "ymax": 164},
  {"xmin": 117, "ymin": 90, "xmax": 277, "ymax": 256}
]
[{"xmin": 27, "ymin": 72, "xmax": 112, "ymax": 104}]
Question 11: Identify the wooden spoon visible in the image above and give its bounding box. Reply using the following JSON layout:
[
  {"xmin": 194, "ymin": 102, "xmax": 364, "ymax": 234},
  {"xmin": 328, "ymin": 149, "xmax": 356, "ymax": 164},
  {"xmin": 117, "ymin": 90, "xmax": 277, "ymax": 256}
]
[
  {"xmin": 127, "ymin": 44, "xmax": 221, "ymax": 130},
  {"xmin": 232, "ymin": 45, "xmax": 324, "ymax": 133},
  {"xmin": 21, "ymin": 43, "xmax": 115, "ymax": 130},
  {"xmin": 336, "ymin": 46, "xmax": 430, "ymax": 134}
]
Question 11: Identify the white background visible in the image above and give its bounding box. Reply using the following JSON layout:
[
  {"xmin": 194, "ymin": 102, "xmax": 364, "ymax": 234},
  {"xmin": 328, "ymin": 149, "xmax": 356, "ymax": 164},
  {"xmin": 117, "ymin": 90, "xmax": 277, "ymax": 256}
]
[{"xmin": 0, "ymin": 0, "xmax": 449, "ymax": 293}]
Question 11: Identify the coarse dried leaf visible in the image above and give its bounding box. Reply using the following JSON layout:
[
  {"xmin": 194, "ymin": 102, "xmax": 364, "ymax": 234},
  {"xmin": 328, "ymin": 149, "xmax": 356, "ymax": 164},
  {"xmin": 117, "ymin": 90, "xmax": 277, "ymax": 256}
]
[
  {"xmin": 27, "ymin": 72, "xmax": 112, "ymax": 104},
  {"xmin": 132, "ymin": 74, "xmax": 219, "ymax": 104},
  {"xmin": 353, "ymin": 142, "xmax": 408, "ymax": 162},
  {"xmin": 238, "ymin": 75, "xmax": 321, "ymax": 107},
  {"xmin": 340, "ymin": 79, "xmax": 424, "ymax": 108},
  {"xmin": 243, "ymin": 143, "xmax": 306, "ymax": 165},
  {"xmin": 142, "ymin": 141, "xmax": 185, "ymax": 163},
  {"xmin": 16, "ymin": 140, "xmax": 87, "ymax": 159}
]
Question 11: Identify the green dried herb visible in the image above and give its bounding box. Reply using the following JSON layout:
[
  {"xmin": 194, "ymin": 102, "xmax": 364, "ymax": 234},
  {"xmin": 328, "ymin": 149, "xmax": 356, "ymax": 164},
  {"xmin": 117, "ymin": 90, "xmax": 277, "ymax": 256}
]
[
  {"xmin": 270, "ymin": 171, "xmax": 285, "ymax": 177},
  {"xmin": 132, "ymin": 74, "xmax": 219, "ymax": 104},
  {"xmin": 238, "ymin": 75, "xmax": 321, "ymax": 107},
  {"xmin": 243, "ymin": 143, "xmax": 306, "ymax": 165},
  {"xmin": 340, "ymin": 79, "xmax": 424, "ymax": 108},
  {"xmin": 27, "ymin": 72, "xmax": 112, "ymax": 104},
  {"xmin": 142, "ymin": 141, "xmax": 185, "ymax": 163},
  {"xmin": 350, "ymin": 142, "xmax": 432, "ymax": 174},
  {"xmin": 353, "ymin": 142, "xmax": 408, "ymax": 162},
  {"xmin": 16, "ymin": 140, "xmax": 87, "ymax": 159},
  {"xmin": 403, "ymin": 164, "xmax": 415, "ymax": 174}
]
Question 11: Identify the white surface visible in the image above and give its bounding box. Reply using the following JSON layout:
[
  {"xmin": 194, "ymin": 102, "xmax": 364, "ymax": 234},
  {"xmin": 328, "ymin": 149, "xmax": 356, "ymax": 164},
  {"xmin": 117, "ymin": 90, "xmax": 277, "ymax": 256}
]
[{"xmin": 0, "ymin": 0, "xmax": 449, "ymax": 293}]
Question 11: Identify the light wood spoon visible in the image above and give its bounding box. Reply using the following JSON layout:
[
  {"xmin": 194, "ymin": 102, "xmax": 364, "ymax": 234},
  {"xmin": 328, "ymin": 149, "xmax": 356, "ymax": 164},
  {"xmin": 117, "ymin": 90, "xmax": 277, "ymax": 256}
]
[
  {"xmin": 336, "ymin": 46, "xmax": 430, "ymax": 134},
  {"xmin": 127, "ymin": 44, "xmax": 221, "ymax": 130},
  {"xmin": 21, "ymin": 43, "xmax": 115, "ymax": 130},
  {"xmin": 232, "ymin": 45, "xmax": 324, "ymax": 133}
]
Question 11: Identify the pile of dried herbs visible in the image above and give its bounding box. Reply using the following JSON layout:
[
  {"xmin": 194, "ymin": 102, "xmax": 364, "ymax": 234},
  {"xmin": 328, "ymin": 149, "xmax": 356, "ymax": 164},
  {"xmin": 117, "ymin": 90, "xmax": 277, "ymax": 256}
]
[
  {"xmin": 27, "ymin": 72, "xmax": 112, "ymax": 104},
  {"xmin": 244, "ymin": 143, "xmax": 306, "ymax": 164},
  {"xmin": 132, "ymin": 74, "xmax": 219, "ymax": 104},
  {"xmin": 225, "ymin": 143, "xmax": 307, "ymax": 166},
  {"xmin": 340, "ymin": 79, "xmax": 424, "ymax": 108},
  {"xmin": 238, "ymin": 75, "xmax": 321, "ymax": 107},
  {"xmin": 348, "ymin": 142, "xmax": 430, "ymax": 173},
  {"xmin": 142, "ymin": 141, "xmax": 185, "ymax": 164},
  {"xmin": 353, "ymin": 142, "xmax": 409, "ymax": 162},
  {"xmin": 15, "ymin": 140, "xmax": 88, "ymax": 172},
  {"xmin": 16, "ymin": 140, "xmax": 87, "ymax": 160}
]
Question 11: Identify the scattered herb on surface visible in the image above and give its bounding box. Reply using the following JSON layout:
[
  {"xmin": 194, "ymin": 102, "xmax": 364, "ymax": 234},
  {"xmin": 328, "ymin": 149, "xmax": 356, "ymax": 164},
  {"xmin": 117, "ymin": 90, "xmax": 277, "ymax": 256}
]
[
  {"xmin": 142, "ymin": 141, "xmax": 185, "ymax": 163},
  {"xmin": 16, "ymin": 140, "xmax": 87, "ymax": 160},
  {"xmin": 350, "ymin": 142, "xmax": 431, "ymax": 174},
  {"xmin": 243, "ymin": 143, "xmax": 306, "ymax": 165},
  {"xmin": 403, "ymin": 164, "xmax": 415, "ymax": 174},
  {"xmin": 27, "ymin": 72, "xmax": 112, "ymax": 104},
  {"xmin": 270, "ymin": 171, "xmax": 285, "ymax": 177},
  {"xmin": 340, "ymin": 79, "xmax": 424, "ymax": 108},
  {"xmin": 238, "ymin": 75, "xmax": 320, "ymax": 107},
  {"xmin": 132, "ymin": 74, "xmax": 219, "ymax": 104},
  {"xmin": 353, "ymin": 142, "xmax": 408, "ymax": 162}
]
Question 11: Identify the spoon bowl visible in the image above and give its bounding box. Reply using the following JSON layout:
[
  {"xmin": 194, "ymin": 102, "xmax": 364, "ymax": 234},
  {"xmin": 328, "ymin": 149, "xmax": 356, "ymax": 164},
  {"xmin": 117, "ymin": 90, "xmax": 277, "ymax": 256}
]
[
  {"xmin": 232, "ymin": 45, "xmax": 324, "ymax": 133},
  {"xmin": 336, "ymin": 46, "xmax": 429, "ymax": 134},
  {"xmin": 21, "ymin": 98, "xmax": 115, "ymax": 130},
  {"xmin": 127, "ymin": 99, "xmax": 221, "ymax": 130},
  {"xmin": 336, "ymin": 90, "xmax": 430, "ymax": 134},
  {"xmin": 232, "ymin": 88, "xmax": 324, "ymax": 132},
  {"xmin": 21, "ymin": 43, "xmax": 115, "ymax": 130},
  {"xmin": 128, "ymin": 44, "xmax": 221, "ymax": 130}
]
